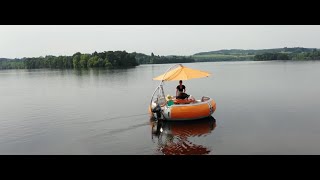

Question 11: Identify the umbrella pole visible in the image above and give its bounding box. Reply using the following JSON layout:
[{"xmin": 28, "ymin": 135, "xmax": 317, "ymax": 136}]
[{"xmin": 150, "ymin": 64, "xmax": 181, "ymax": 106}]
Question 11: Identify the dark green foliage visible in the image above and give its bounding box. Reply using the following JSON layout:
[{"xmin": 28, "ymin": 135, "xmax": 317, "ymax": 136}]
[
  {"xmin": 0, "ymin": 51, "xmax": 139, "ymax": 69},
  {"xmin": 132, "ymin": 52, "xmax": 195, "ymax": 64},
  {"xmin": 254, "ymin": 49, "xmax": 320, "ymax": 61},
  {"xmin": 254, "ymin": 53, "xmax": 290, "ymax": 61},
  {"xmin": 0, "ymin": 58, "xmax": 26, "ymax": 69}
]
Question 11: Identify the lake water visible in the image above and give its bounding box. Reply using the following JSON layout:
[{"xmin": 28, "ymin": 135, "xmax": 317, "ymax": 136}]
[{"xmin": 1, "ymin": 61, "xmax": 320, "ymax": 155}]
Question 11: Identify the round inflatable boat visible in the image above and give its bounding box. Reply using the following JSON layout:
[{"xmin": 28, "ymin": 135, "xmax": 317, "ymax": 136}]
[{"xmin": 149, "ymin": 64, "xmax": 216, "ymax": 121}]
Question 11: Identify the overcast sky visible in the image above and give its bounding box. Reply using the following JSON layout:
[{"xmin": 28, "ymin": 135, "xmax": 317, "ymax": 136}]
[{"xmin": 1, "ymin": 25, "xmax": 320, "ymax": 58}]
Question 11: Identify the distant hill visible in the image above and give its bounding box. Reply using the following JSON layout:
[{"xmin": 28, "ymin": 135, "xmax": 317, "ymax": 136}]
[
  {"xmin": 194, "ymin": 47, "xmax": 318, "ymax": 56},
  {"xmin": 192, "ymin": 47, "xmax": 319, "ymax": 62}
]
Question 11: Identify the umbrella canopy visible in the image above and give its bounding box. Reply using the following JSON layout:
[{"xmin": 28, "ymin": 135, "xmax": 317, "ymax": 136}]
[{"xmin": 153, "ymin": 64, "xmax": 211, "ymax": 81}]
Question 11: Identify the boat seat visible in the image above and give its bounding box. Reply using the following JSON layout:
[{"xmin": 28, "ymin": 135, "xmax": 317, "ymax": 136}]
[{"xmin": 174, "ymin": 99, "xmax": 195, "ymax": 104}]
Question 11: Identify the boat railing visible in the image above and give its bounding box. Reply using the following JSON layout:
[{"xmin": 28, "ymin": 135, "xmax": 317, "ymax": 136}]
[{"xmin": 150, "ymin": 85, "xmax": 167, "ymax": 108}]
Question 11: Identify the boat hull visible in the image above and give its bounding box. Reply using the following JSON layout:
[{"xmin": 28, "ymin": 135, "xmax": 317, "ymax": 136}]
[{"xmin": 149, "ymin": 98, "xmax": 216, "ymax": 121}]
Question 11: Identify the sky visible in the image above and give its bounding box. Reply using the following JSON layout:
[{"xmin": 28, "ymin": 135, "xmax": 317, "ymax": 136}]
[{"xmin": 1, "ymin": 25, "xmax": 320, "ymax": 58}]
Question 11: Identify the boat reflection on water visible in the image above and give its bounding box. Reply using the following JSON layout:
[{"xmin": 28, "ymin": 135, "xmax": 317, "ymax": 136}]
[{"xmin": 150, "ymin": 116, "xmax": 216, "ymax": 155}]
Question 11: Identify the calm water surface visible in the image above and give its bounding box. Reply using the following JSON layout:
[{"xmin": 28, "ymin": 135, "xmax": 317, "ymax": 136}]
[{"xmin": 1, "ymin": 61, "xmax": 320, "ymax": 154}]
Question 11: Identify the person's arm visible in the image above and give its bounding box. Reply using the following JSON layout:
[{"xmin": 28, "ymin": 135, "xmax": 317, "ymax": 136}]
[
  {"xmin": 183, "ymin": 86, "xmax": 186, "ymax": 93},
  {"xmin": 176, "ymin": 88, "xmax": 179, "ymax": 96}
]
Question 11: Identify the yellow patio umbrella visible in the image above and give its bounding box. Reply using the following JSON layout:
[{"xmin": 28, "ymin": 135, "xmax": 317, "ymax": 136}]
[{"xmin": 153, "ymin": 64, "xmax": 211, "ymax": 81}]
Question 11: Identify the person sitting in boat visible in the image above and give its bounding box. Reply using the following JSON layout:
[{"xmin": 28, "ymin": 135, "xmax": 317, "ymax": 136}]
[{"xmin": 176, "ymin": 80, "xmax": 190, "ymax": 99}]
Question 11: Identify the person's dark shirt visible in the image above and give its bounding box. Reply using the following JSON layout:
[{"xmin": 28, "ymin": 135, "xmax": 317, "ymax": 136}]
[{"xmin": 176, "ymin": 85, "xmax": 185, "ymax": 92}]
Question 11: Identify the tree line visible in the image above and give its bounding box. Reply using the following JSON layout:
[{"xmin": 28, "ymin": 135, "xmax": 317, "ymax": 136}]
[
  {"xmin": 0, "ymin": 51, "xmax": 196, "ymax": 69},
  {"xmin": 194, "ymin": 55, "xmax": 253, "ymax": 62},
  {"xmin": 0, "ymin": 59, "xmax": 26, "ymax": 69},
  {"xmin": 254, "ymin": 53, "xmax": 290, "ymax": 61},
  {"xmin": 4, "ymin": 48, "xmax": 319, "ymax": 70},
  {"xmin": 132, "ymin": 52, "xmax": 195, "ymax": 64},
  {"xmin": 24, "ymin": 51, "xmax": 137, "ymax": 69},
  {"xmin": 195, "ymin": 47, "xmax": 317, "ymax": 56},
  {"xmin": 0, "ymin": 51, "xmax": 138, "ymax": 69},
  {"xmin": 254, "ymin": 49, "xmax": 320, "ymax": 61}
]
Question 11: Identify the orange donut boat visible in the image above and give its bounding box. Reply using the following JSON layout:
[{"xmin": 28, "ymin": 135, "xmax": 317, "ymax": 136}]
[
  {"xmin": 149, "ymin": 64, "xmax": 216, "ymax": 121},
  {"xmin": 149, "ymin": 96, "xmax": 216, "ymax": 121}
]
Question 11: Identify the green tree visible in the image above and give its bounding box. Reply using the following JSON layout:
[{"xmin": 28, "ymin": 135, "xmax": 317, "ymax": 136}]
[
  {"xmin": 88, "ymin": 56, "xmax": 99, "ymax": 68},
  {"xmin": 73, "ymin": 54, "xmax": 81, "ymax": 68},
  {"xmin": 104, "ymin": 58, "xmax": 112, "ymax": 67},
  {"xmin": 80, "ymin": 54, "xmax": 90, "ymax": 68}
]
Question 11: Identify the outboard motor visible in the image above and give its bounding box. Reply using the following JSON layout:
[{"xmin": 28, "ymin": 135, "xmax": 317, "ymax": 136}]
[{"xmin": 152, "ymin": 103, "xmax": 162, "ymax": 119}]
